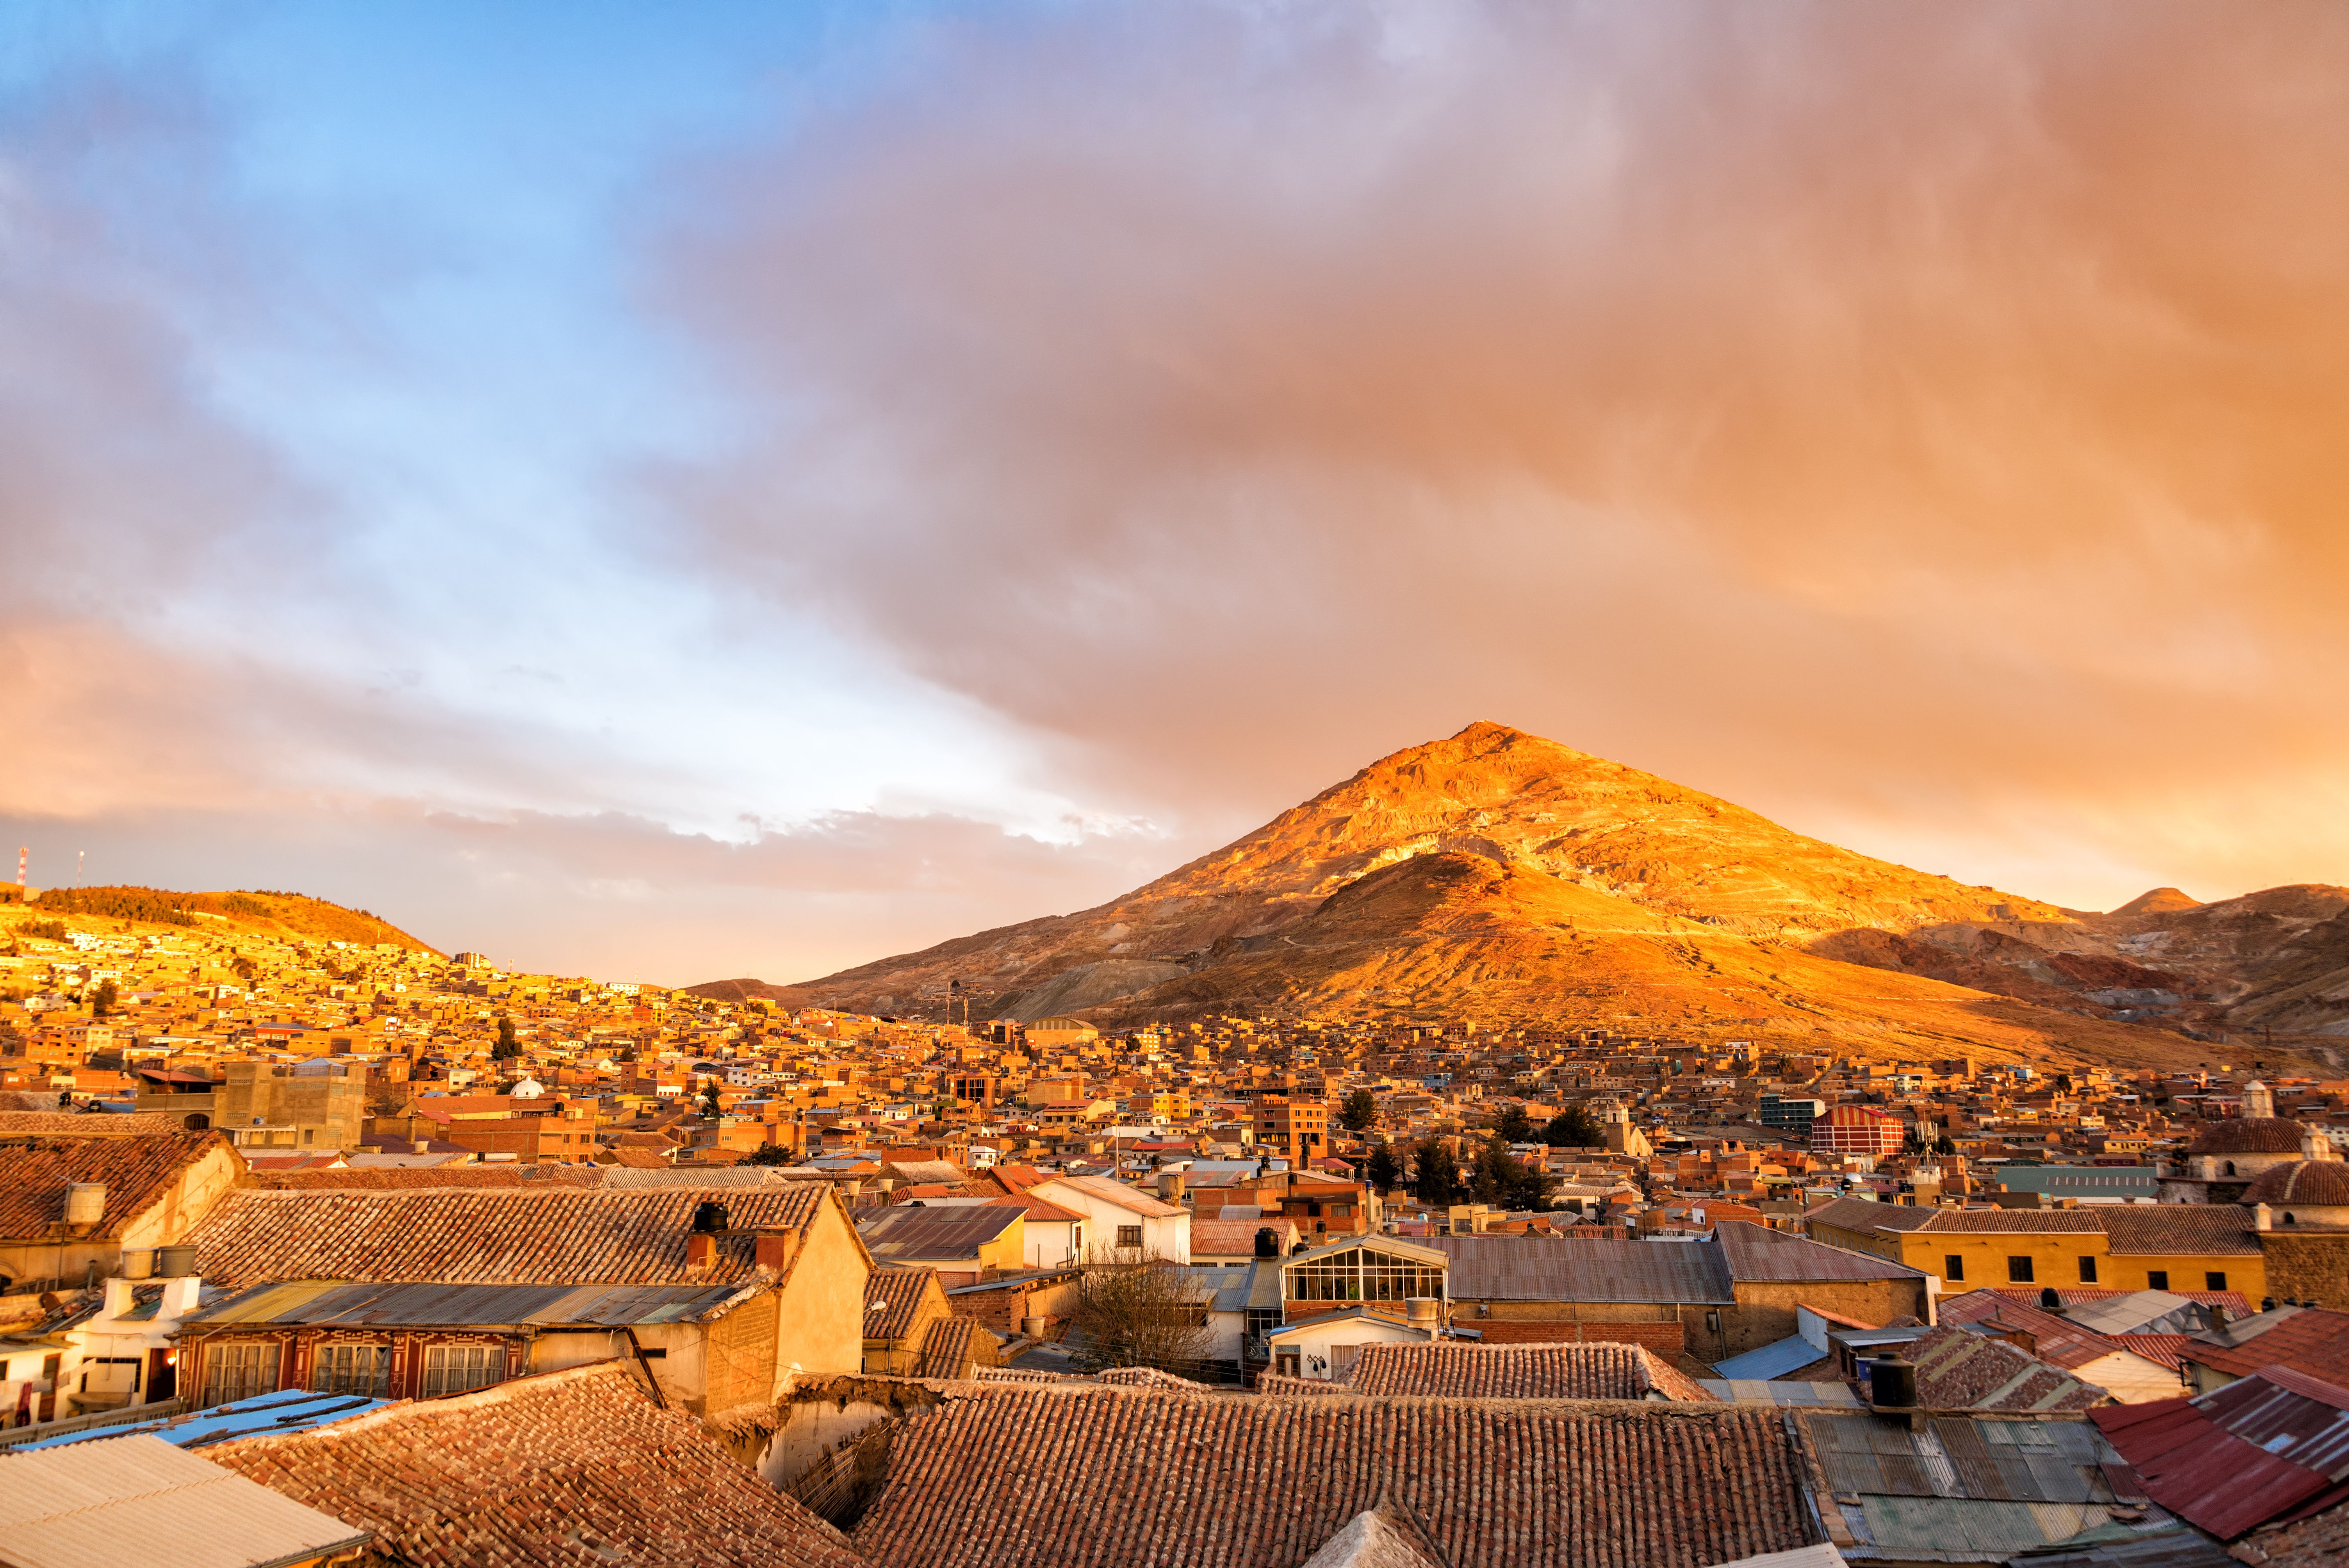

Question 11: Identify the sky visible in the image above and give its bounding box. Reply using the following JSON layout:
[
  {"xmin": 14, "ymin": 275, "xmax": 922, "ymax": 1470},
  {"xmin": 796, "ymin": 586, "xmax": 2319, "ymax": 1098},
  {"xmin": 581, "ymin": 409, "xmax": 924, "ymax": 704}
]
[{"xmin": 4, "ymin": 1, "xmax": 2346, "ymax": 985}]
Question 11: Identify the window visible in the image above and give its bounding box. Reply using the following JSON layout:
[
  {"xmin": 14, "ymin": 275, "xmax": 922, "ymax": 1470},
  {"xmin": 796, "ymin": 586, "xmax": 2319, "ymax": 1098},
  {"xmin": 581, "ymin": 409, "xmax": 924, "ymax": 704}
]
[
  {"xmin": 2147, "ymin": 1270, "xmax": 2169, "ymax": 1291},
  {"xmin": 80, "ymin": 1357, "xmax": 141, "ymax": 1397},
  {"xmin": 2078, "ymin": 1257, "xmax": 2098, "ymax": 1283},
  {"xmin": 1116, "ymin": 1225, "xmax": 1144, "ymax": 1250},
  {"xmin": 2008, "ymin": 1256, "xmax": 2035, "ymax": 1283},
  {"xmin": 1944, "ymin": 1255, "xmax": 1965, "ymax": 1282},
  {"xmin": 421, "ymin": 1345, "xmax": 503, "ymax": 1399},
  {"xmin": 201, "ymin": 1342, "xmax": 282, "ymax": 1407},
  {"xmin": 2206, "ymin": 1272, "xmax": 2227, "ymax": 1292},
  {"xmin": 2224, "ymin": 1162, "xmax": 2236, "ymax": 1176},
  {"xmin": 311, "ymin": 1343, "xmax": 391, "ymax": 1397}
]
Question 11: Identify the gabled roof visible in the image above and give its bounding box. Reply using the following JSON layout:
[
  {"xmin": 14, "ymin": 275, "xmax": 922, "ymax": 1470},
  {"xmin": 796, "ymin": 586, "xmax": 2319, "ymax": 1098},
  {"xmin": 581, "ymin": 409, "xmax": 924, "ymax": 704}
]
[
  {"xmin": 852, "ymin": 1383, "xmax": 1820, "ymax": 1568},
  {"xmin": 208, "ymin": 1363, "xmax": 863, "ymax": 1568},
  {"xmin": 1344, "ymin": 1342, "xmax": 1713, "ymax": 1402},
  {"xmin": 185, "ymin": 1278, "xmax": 748, "ymax": 1330},
  {"xmin": 187, "ymin": 1184, "xmax": 830, "ymax": 1287},
  {"xmin": 2187, "ymin": 1305, "xmax": 2349, "ymax": 1383},
  {"xmin": 866, "ymin": 1266, "xmax": 944, "ymax": 1342},
  {"xmin": 1714, "ymin": 1221, "xmax": 1927, "ymax": 1281},
  {"xmin": 1032, "ymin": 1174, "xmax": 1185, "ymax": 1218},
  {"xmin": 1906, "ymin": 1324, "xmax": 2110, "ymax": 1411},
  {"xmin": 0, "ymin": 1130, "xmax": 230, "ymax": 1242},
  {"xmin": 1426, "ymin": 1236, "xmax": 1732, "ymax": 1305},
  {"xmin": 1805, "ymin": 1196, "xmax": 1940, "ymax": 1235}
]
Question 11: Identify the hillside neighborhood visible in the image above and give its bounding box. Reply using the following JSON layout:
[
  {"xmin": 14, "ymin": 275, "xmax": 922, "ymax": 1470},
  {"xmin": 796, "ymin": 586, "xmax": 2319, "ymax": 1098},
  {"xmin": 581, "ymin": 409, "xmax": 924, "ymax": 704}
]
[{"xmin": 4, "ymin": 892, "xmax": 2349, "ymax": 1566}]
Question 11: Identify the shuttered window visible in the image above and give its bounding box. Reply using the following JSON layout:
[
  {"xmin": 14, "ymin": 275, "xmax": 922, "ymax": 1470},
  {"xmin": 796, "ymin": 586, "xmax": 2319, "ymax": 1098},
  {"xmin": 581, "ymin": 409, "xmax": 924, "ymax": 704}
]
[
  {"xmin": 422, "ymin": 1344, "xmax": 503, "ymax": 1399},
  {"xmin": 200, "ymin": 1342, "xmax": 282, "ymax": 1407},
  {"xmin": 311, "ymin": 1343, "xmax": 391, "ymax": 1397}
]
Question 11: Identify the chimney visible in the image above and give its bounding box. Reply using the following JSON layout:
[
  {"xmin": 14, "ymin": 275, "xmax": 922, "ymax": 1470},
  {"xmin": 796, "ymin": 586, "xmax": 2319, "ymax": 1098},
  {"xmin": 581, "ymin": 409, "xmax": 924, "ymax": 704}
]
[
  {"xmin": 2254, "ymin": 1202, "xmax": 2274, "ymax": 1232},
  {"xmin": 756, "ymin": 1227, "xmax": 800, "ymax": 1272},
  {"xmin": 686, "ymin": 1232, "xmax": 717, "ymax": 1269},
  {"xmin": 101, "ymin": 1277, "xmax": 134, "ymax": 1318},
  {"xmin": 160, "ymin": 1274, "xmax": 203, "ymax": 1319}
]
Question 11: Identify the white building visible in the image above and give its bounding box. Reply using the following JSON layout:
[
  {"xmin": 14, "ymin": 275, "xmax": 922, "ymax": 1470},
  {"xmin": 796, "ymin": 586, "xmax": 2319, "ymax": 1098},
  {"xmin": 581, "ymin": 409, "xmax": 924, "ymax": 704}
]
[{"xmin": 1029, "ymin": 1175, "xmax": 1190, "ymax": 1264}]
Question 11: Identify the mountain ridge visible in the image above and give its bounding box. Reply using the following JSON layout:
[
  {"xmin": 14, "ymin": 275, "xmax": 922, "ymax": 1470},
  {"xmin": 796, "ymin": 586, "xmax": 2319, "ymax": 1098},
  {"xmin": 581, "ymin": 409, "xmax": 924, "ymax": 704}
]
[{"xmin": 694, "ymin": 723, "xmax": 2347, "ymax": 1068}]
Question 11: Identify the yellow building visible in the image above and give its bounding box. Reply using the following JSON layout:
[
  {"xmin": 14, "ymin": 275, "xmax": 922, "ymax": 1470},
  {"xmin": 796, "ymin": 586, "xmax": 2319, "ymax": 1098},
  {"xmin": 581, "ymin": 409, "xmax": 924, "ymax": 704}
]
[{"xmin": 1806, "ymin": 1196, "xmax": 2265, "ymax": 1301}]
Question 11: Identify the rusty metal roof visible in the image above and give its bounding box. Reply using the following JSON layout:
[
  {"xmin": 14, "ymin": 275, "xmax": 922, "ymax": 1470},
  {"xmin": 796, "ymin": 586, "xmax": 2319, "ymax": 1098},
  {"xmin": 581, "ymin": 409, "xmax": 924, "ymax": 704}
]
[
  {"xmin": 1806, "ymin": 1413, "xmax": 2123, "ymax": 1504},
  {"xmin": 2092, "ymin": 1393, "xmax": 2334, "ymax": 1539},
  {"xmin": 185, "ymin": 1279, "xmax": 741, "ymax": 1330},
  {"xmin": 856, "ymin": 1203, "xmax": 1024, "ymax": 1262}
]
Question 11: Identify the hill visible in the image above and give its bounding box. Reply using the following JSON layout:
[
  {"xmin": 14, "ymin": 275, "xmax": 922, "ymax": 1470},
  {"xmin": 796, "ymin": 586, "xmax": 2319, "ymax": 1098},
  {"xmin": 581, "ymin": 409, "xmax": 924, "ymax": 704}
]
[
  {"xmin": 697, "ymin": 723, "xmax": 2346, "ymax": 1071},
  {"xmin": 17, "ymin": 884, "xmax": 437, "ymax": 952}
]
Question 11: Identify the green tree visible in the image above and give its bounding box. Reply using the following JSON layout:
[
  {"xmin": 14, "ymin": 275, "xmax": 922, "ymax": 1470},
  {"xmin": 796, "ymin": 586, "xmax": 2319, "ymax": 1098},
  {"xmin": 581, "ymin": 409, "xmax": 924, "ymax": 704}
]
[
  {"xmin": 737, "ymin": 1143, "xmax": 796, "ymax": 1167},
  {"xmin": 1339, "ymin": 1088, "xmax": 1378, "ymax": 1132},
  {"xmin": 90, "ymin": 978, "xmax": 119, "ymax": 1019},
  {"xmin": 1494, "ymin": 1103, "xmax": 1535, "ymax": 1144},
  {"xmin": 1541, "ymin": 1105, "xmax": 1602, "ymax": 1147},
  {"xmin": 701, "ymin": 1080, "xmax": 724, "ymax": 1118},
  {"xmin": 490, "ymin": 1016, "xmax": 521, "ymax": 1061},
  {"xmin": 1413, "ymin": 1140, "xmax": 1460, "ymax": 1206},
  {"xmin": 1935, "ymin": 1135, "xmax": 1958, "ymax": 1157},
  {"xmin": 1367, "ymin": 1137, "xmax": 1401, "ymax": 1194}
]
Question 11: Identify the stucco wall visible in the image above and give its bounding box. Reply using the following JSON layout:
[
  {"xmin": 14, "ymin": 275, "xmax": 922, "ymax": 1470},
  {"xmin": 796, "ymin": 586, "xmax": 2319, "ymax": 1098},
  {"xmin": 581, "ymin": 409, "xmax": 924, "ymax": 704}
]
[{"xmin": 779, "ymin": 1194, "xmax": 872, "ymax": 1380}]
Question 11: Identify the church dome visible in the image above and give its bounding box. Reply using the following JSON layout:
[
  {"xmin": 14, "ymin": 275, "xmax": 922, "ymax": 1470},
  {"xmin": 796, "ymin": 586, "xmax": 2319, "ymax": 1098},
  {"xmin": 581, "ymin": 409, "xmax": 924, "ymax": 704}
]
[
  {"xmin": 2244, "ymin": 1159, "xmax": 2349, "ymax": 1208},
  {"xmin": 2185, "ymin": 1117, "xmax": 2310, "ymax": 1156}
]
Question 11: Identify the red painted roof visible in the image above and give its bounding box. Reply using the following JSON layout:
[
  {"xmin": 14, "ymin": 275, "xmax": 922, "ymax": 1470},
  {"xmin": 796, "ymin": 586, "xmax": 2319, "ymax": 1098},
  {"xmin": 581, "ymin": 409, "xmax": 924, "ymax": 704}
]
[{"xmin": 2093, "ymin": 1394, "xmax": 2333, "ymax": 1539}]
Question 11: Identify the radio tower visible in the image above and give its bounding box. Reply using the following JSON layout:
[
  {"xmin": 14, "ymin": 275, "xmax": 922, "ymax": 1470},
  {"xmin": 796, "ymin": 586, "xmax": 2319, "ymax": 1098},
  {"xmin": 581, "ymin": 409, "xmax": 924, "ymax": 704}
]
[{"xmin": 13, "ymin": 847, "xmax": 23, "ymax": 888}]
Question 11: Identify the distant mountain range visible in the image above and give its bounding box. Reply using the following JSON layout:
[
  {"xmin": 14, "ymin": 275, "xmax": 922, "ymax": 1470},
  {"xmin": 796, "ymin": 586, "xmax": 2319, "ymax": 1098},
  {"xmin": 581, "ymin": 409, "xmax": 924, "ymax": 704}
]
[{"xmin": 693, "ymin": 723, "xmax": 2348, "ymax": 1070}]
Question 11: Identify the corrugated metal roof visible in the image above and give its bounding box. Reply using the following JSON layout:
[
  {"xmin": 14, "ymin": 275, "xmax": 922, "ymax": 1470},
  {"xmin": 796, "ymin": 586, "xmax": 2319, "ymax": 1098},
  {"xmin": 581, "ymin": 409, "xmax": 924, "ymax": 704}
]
[
  {"xmin": 186, "ymin": 1278, "xmax": 741, "ymax": 1330},
  {"xmin": 1427, "ymin": 1236, "xmax": 1732, "ymax": 1304},
  {"xmin": 856, "ymin": 1204, "xmax": 1025, "ymax": 1261},
  {"xmin": 2004, "ymin": 1522, "xmax": 2242, "ymax": 1568},
  {"xmin": 1713, "ymin": 1335, "xmax": 1830, "ymax": 1382},
  {"xmin": 1808, "ymin": 1414, "xmax": 2120, "ymax": 1504},
  {"xmin": 2194, "ymin": 1367, "xmax": 2349, "ymax": 1478},
  {"xmin": 1846, "ymin": 1495, "xmax": 2116, "ymax": 1561},
  {"xmin": 1699, "ymin": 1379, "xmax": 1863, "ymax": 1407},
  {"xmin": 1717, "ymin": 1222, "xmax": 1928, "ymax": 1282},
  {"xmin": 0, "ymin": 1432, "xmax": 371, "ymax": 1568},
  {"xmin": 16, "ymin": 1388, "xmax": 392, "ymax": 1452},
  {"xmin": 2091, "ymin": 1396, "xmax": 2332, "ymax": 1539}
]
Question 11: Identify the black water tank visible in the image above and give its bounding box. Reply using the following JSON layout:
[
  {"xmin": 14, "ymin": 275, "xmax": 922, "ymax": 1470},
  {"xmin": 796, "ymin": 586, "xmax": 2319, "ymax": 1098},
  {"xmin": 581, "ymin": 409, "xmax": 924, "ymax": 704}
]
[
  {"xmin": 1254, "ymin": 1227, "xmax": 1279, "ymax": 1259},
  {"xmin": 2039, "ymin": 1287, "xmax": 2063, "ymax": 1313},
  {"xmin": 1870, "ymin": 1349, "xmax": 1917, "ymax": 1410},
  {"xmin": 692, "ymin": 1200, "xmax": 730, "ymax": 1235},
  {"xmin": 2263, "ymin": 1297, "xmax": 2279, "ymax": 1313}
]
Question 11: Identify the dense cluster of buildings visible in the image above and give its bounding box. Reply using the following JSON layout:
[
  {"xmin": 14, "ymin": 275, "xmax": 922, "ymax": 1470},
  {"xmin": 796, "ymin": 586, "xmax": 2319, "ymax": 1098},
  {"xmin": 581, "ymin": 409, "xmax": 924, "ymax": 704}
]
[{"xmin": 4, "ymin": 904, "xmax": 2349, "ymax": 1566}]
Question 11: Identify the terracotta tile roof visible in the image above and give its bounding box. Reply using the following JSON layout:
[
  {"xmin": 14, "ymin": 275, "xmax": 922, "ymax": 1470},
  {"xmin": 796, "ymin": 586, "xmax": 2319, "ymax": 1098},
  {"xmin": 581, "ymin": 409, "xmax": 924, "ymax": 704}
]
[
  {"xmin": 1805, "ymin": 1197, "xmax": 1939, "ymax": 1235},
  {"xmin": 866, "ymin": 1267, "xmax": 941, "ymax": 1342},
  {"xmin": 914, "ymin": 1315, "xmax": 991, "ymax": 1380},
  {"xmin": 1344, "ymin": 1342, "xmax": 1713, "ymax": 1402},
  {"xmin": 0, "ymin": 1111, "xmax": 192, "ymax": 1137},
  {"xmin": 853, "ymin": 1383, "xmax": 1820, "ymax": 1568},
  {"xmin": 2185, "ymin": 1117, "xmax": 2312, "ymax": 1155},
  {"xmin": 985, "ymin": 1194, "xmax": 1085, "ymax": 1224},
  {"xmin": 1191, "ymin": 1217, "xmax": 1293, "ymax": 1257},
  {"xmin": 244, "ymin": 1165, "xmax": 604, "ymax": 1191},
  {"xmin": 1912, "ymin": 1209, "xmax": 2109, "ymax": 1234},
  {"xmin": 2236, "ymin": 1493, "xmax": 2349, "ymax": 1567},
  {"xmin": 1933, "ymin": 1296, "xmax": 2133, "ymax": 1373},
  {"xmin": 2188, "ymin": 1306, "xmax": 2349, "ymax": 1383},
  {"xmin": 209, "ymin": 1362, "xmax": 863, "ymax": 1568},
  {"xmin": 2095, "ymin": 1205, "xmax": 2260, "ymax": 1256},
  {"xmin": 2114, "ymin": 1334, "xmax": 2198, "ymax": 1373},
  {"xmin": 188, "ymin": 1184, "xmax": 830, "ymax": 1288},
  {"xmin": 0, "ymin": 1130, "xmax": 227, "ymax": 1242},
  {"xmin": 1906, "ymin": 1324, "xmax": 2110, "ymax": 1411}
]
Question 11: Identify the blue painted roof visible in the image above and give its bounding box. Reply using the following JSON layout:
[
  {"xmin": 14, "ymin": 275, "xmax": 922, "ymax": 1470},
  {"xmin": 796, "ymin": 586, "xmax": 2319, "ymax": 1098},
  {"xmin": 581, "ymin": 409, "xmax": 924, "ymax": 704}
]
[
  {"xmin": 1711, "ymin": 1333, "xmax": 1829, "ymax": 1381},
  {"xmin": 18, "ymin": 1387, "xmax": 392, "ymax": 1450}
]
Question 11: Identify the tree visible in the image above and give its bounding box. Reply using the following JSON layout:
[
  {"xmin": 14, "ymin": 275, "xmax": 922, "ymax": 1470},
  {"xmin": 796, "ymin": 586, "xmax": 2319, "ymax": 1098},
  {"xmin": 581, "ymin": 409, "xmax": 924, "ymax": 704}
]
[
  {"xmin": 90, "ymin": 978, "xmax": 119, "ymax": 1019},
  {"xmin": 700, "ymin": 1080, "xmax": 724, "ymax": 1118},
  {"xmin": 491, "ymin": 1016, "xmax": 521, "ymax": 1062},
  {"xmin": 737, "ymin": 1143, "xmax": 796, "ymax": 1167},
  {"xmin": 1367, "ymin": 1137, "xmax": 1400, "ymax": 1194},
  {"xmin": 1542, "ymin": 1105, "xmax": 1603, "ymax": 1147},
  {"xmin": 1413, "ymin": 1139, "xmax": 1460, "ymax": 1206},
  {"xmin": 1339, "ymin": 1088, "xmax": 1378, "ymax": 1132},
  {"xmin": 1493, "ymin": 1103, "xmax": 1535, "ymax": 1144},
  {"xmin": 1934, "ymin": 1135, "xmax": 1958, "ymax": 1156},
  {"xmin": 1067, "ymin": 1254, "xmax": 1212, "ymax": 1374}
]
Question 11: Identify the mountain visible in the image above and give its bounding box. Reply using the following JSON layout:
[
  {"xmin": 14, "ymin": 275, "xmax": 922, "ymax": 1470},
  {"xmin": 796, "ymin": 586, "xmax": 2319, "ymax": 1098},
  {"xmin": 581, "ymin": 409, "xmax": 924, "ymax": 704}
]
[{"xmin": 695, "ymin": 723, "xmax": 2346, "ymax": 1067}]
